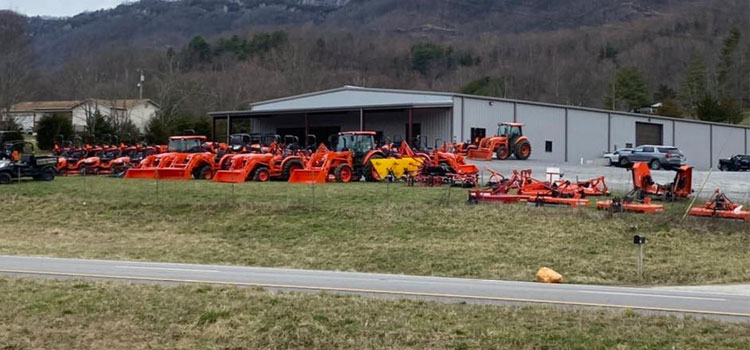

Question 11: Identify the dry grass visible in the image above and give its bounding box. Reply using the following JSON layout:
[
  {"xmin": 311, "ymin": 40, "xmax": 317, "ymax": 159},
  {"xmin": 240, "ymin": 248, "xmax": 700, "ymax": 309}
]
[
  {"xmin": 0, "ymin": 177, "xmax": 748, "ymax": 285},
  {"xmin": 1, "ymin": 277, "xmax": 748, "ymax": 350}
]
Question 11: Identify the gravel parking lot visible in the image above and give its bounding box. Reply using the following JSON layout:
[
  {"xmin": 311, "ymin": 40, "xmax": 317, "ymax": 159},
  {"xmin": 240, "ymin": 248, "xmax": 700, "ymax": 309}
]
[{"xmin": 473, "ymin": 158, "xmax": 750, "ymax": 201}]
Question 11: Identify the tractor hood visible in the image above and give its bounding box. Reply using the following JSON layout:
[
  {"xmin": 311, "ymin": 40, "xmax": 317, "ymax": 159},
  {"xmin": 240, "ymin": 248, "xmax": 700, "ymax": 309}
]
[{"xmin": 0, "ymin": 160, "xmax": 10, "ymax": 170}]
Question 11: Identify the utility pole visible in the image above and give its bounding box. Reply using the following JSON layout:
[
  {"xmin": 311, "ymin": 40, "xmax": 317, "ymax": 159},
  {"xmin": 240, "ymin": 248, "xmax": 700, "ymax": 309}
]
[{"xmin": 137, "ymin": 69, "xmax": 145, "ymax": 100}]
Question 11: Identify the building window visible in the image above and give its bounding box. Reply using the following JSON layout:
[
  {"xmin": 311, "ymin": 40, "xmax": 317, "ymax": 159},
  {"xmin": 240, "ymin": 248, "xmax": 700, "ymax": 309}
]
[
  {"xmin": 625, "ymin": 143, "xmax": 633, "ymax": 148},
  {"xmin": 545, "ymin": 141, "xmax": 553, "ymax": 153}
]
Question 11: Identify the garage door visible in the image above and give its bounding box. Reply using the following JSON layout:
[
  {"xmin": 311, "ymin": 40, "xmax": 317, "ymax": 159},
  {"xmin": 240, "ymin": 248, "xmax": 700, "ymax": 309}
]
[{"xmin": 636, "ymin": 122, "xmax": 663, "ymax": 146}]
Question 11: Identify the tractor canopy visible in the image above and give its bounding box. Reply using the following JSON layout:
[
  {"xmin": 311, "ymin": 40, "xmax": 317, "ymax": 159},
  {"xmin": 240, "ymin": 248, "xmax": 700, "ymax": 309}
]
[
  {"xmin": 335, "ymin": 131, "xmax": 377, "ymax": 158},
  {"xmin": 497, "ymin": 123, "xmax": 524, "ymax": 144},
  {"xmin": 168, "ymin": 136, "xmax": 207, "ymax": 153}
]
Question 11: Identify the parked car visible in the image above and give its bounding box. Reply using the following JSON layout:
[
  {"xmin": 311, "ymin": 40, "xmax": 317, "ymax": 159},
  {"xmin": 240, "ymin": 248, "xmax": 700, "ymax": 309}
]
[
  {"xmin": 603, "ymin": 148, "xmax": 633, "ymax": 167},
  {"xmin": 617, "ymin": 145, "xmax": 686, "ymax": 170},
  {"xmin": 718, "ymin": 154, "xmax": 750, "ymax": 171}
]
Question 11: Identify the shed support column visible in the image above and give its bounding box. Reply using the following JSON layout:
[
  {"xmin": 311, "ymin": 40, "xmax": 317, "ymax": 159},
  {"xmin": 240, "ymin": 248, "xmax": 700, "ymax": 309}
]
[
  {"xmin": 709, "ymin": 125, "xmax": 713, "ymax": 169},
  {"xmin": 408, "ymin": 108, "xmax": 413, "ymax": 143},
  {"xmin": 226, "ymin": 116, "xmax": 231, "ymax": 144},
  {"xmin": 211, "ymin": 117, "xmax": 216, "ymax": 141},
  {"xmin": 564, "ymin": 108, "xmax": 568, "ymax": 162},
  {"xmin": 359, "ymin": 109, "xmax": 364, "ymax": 131},
  {"xmin": 304, "ymin": 113, "xmax": 310, "ymax": 147},
  {"xmin": 607, "ymin": 113, "xmax": 611, "ymax": 152}
]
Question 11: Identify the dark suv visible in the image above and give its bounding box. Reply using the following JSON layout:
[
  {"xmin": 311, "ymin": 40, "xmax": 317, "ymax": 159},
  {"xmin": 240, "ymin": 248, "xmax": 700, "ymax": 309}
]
[
  {"xmin": 617, "ymin": 145, "xmax": 686, "ymax": 170},
  {"xmin": 718, "ymin": 155, "xmax": 750, "ymax": 171}
]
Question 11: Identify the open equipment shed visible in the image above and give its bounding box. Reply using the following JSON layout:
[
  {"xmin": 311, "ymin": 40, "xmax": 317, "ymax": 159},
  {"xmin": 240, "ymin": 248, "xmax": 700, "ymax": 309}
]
[{"xmin": 210, "ymin": 86, "xmax": 750, "ymax": 169}]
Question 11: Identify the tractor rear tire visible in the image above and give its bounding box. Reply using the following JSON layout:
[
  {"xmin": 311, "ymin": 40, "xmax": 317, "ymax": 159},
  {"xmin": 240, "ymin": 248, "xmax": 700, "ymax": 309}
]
[
  {"xmin": 514, "ymin": 140, "xmax": 531, "ymax": 160},
  {"xmin": 252, "ymin": 166, "xmax": 271, "ymax": 182},
  {"xmin": 335, "ymin": 164, "xmax": 353, "ymax": 183},
  {"xmin": 496, "ymin": 145, "xmax": 510, "ymax": 160},
  {"xmin": 281, "ymin": 159, "xmax": 304, "ymax": 180},
  {"xmin": 34, "ymin": 167, "xmax": 56, "ymax": 182},
  {"xmin": 364, "ymin": 154, "xmax": 384, "ymax": 182},
  {"xmin": 0, "ymin": 172, "xmax": 11, "ymax": 185},
  {"xmin": 194, "ymin": 165, "xmax": 214, "ymax": 180}
]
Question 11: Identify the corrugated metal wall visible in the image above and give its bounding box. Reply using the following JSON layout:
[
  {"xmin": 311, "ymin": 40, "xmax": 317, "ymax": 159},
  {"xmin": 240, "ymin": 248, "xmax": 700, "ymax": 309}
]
[
  {"xmin": 712, "ymin": 125, "xmax": 745, "ymax": 168},
  {"xmin": 457, "ymin": 97, "xmax": 514, "ymax": 142},
  {"xmin": 516, "ymin": 104, "xmax": 565, "ymax": 162},
  {"xmin": 567, "ymin": 109, "xmax": 608, "ymax": 163},
  {"xmin": 413, "ymin": 108, "xmax": 452, "ymax": 148},
  {"xmin": 458, "ymin": 97, "xmax": 748, "ymax": 169}
]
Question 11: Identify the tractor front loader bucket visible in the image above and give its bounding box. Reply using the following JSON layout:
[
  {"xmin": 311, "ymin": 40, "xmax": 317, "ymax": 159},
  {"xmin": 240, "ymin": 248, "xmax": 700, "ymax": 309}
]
[
  {"xmin": 467, "ymin": 149, "xmax": 493, "ymax": 161},
  {"xmin": 288, "ymin": 168, "xmax": 328, "ymax": 184},
  {"xmin": 124, "ymin": 168, "xmax": 157, "ymax": 179},
  {"xmin": 213, "ymin": 170, "xmax": 246, "ymax": 183},
  {"xmin": 154, "ymin": 167, "xmax": 192, "ymax": 180}
]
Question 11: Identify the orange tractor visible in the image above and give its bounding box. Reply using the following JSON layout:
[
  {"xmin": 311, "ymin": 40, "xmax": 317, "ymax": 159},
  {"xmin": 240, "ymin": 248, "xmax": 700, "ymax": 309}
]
[
  {"xmin": 466, "ymin": 122, "xmax": 531, "ymax": 161},
  {"xmin": 213, "ymin": 144, "xmax": 305, "ymax": 183},
  {"xmin": 125, "ymin": 135, "xmax": 218, "ymax": 180},
  {"xmin": 289, "ymin": 131, "xmax": 386, "ymax": 184}
]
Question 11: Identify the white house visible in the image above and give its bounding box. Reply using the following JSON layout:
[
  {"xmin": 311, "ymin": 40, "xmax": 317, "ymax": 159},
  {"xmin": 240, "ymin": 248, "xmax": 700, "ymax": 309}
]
[{"xmin": 4, "ymin": 99, "xmax": 160, "ymax": 133}]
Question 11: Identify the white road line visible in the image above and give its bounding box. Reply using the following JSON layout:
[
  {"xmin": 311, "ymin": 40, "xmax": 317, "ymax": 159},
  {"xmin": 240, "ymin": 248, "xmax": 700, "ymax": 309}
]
[
  {"xmin": 578, "ymin": 290, "xmax": 726, "ymax": 301},
  {"xmin": 115, "ymin": 266, "xmax": 219, "ymax": 273}
]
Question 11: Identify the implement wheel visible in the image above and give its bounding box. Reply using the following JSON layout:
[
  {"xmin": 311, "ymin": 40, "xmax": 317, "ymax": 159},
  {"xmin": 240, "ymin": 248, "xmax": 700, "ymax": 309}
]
[
  {"xmin": 253, "ymin": 166, "xmax": 271, "ymax": 182},
  {"xmin": 335, "ymin": 164, "xmax": 353, "ymax": 183}
]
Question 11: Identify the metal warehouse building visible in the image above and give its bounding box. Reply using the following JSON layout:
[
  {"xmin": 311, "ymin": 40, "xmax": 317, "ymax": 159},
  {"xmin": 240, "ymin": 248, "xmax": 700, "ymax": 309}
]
[{"xmin": 209, "ymin": 86, "xmax": 750, "ymax": 170}]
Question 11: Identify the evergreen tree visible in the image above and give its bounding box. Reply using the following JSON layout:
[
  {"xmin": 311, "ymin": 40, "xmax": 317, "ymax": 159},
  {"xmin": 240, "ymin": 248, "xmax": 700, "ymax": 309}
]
[
  {"xmin": 716, "ymin": 27, "xmax": 741, "ymax": 95},
  {"xmin": 604, "ymin": 66, "xmax": 650, "ymax": 111},
  {"xmin": 680, "ymin": 56, "xmax": 707, "ymax": 113},
  {"xmin": 459, "ymin": 77, "xmax": 506, "ymax": 98}
]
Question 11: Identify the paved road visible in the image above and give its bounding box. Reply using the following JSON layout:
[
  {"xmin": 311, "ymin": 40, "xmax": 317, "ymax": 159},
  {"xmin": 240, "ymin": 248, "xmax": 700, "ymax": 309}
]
[
  {"xmin": 1, "ymin": 255, "xmax": 748, "ymax": 321},
  {"xmin": 473, "ymin": 159, "xmax": 750, "ymax": 200}
]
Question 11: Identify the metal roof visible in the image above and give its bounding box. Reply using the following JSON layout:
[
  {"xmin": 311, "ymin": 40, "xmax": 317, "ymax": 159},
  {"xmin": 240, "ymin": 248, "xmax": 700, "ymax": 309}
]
[{"xmin": 209, "ymin": 86, "xmax": 750, "ymax": 131}]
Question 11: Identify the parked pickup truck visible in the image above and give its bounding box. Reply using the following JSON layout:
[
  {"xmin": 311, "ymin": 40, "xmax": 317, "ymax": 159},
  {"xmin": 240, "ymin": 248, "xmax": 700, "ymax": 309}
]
[{"xmin": 718, "ymin": 154, "xmax": 750, "ymax": 171}]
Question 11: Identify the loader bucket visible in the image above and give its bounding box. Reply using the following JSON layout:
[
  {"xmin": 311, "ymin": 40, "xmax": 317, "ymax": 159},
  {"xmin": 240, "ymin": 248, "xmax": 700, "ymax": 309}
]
[
  {"xmin": 467, "ymin": 149, "xmax": 493, "ymax": 161},
  {"xmin": 124, "ymin": 168, "xmax": 157, "ymax": 179},
  {"xmin": 153, "ymin": 168, "xmax": 192, "ymax": 180},
  {"xmin": 288, "ymin": 168, "xmax": 328, "ymax": 184},
  {"xmin": 214, "ymin": 170, "xmax": 246, "ymax": 183}
]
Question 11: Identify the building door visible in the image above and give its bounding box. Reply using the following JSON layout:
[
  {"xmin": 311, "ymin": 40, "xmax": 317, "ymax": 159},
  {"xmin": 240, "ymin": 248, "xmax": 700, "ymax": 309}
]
[
  {"xmin": 635, "ymin": 122, "xmax": 663, "ymax": 146},
  {"xmin": 470, "ymin": 128, "xmax": 486, "ymax": 144},
  {"xmin": 405, "ymin": 123, "xmax": 421, "ymax": 144}
]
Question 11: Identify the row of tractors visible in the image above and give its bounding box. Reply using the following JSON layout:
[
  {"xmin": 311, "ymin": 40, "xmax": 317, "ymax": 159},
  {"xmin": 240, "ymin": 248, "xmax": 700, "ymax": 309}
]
[
  {"xmin": 48, "ymin": 121, "xmax": 531, "ymax": 181},
  {"xmin": 118, "ymin": 131, "xmax": 481, "ymax": 186}
]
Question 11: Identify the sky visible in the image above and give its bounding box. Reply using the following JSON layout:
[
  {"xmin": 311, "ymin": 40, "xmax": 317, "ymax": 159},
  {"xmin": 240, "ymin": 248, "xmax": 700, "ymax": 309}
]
[{"xmin": 0, "ymin": 0, "xmax": 129, "ymax": 17}]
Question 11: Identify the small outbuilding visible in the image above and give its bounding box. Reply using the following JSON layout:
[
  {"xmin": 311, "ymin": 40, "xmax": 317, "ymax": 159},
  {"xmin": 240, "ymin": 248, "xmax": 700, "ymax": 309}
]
[{"xmin": 209, "ymin": 86, "xmax": 750, "ymax": 169}]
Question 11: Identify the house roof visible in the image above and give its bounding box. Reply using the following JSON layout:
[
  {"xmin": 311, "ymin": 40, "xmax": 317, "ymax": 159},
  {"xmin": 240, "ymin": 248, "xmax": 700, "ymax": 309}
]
[
  {"xmin": 93, "ymin": 99, "xmax": 160, "ymax": 110},
  {"xmin": 10, "ymin": 100, "xmax": 85, "ymax": 112},
  {"xmin": 9, "ymin": 99, "xmax": 160, "ymax": 113}
]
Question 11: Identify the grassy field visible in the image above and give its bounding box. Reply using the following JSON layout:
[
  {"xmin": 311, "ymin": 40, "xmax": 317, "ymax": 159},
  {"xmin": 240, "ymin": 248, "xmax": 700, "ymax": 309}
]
[
  {"xmin": 0, "ymin": 177, "xmax": 748, "ymax": 285},
  {"xmin": 1, "ymin": 277, "xmax": 748, "ymax": 350}
]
